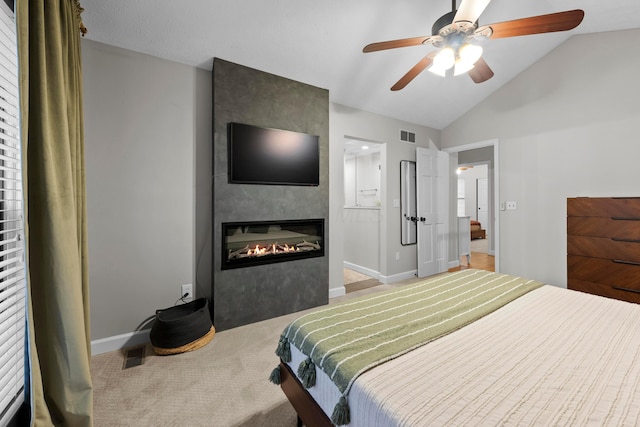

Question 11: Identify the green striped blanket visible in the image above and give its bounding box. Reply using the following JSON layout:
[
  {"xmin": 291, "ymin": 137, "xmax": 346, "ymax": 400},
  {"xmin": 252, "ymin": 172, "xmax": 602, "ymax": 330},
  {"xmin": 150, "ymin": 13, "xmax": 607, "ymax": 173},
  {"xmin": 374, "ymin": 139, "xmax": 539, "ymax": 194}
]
[{"xmin": 273, "ymin": 269, "xmax": 543, "ymax": 425}]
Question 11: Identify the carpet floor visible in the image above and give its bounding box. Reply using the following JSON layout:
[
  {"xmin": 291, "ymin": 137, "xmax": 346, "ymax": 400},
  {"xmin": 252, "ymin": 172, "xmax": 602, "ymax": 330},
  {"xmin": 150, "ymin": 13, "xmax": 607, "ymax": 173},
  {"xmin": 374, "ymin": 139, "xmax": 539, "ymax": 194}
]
[{"xmin": 91, "ymin": 279, "xmax": 418, "ymax": 426}]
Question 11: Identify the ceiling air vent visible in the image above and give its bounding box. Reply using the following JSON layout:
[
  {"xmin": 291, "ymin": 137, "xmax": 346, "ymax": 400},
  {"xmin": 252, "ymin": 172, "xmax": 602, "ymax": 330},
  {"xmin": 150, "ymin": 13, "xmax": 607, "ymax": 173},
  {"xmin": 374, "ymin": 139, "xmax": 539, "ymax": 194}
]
[{"xmin": 400, "ymin": 129, "xmax": 416, "ymax": 144}]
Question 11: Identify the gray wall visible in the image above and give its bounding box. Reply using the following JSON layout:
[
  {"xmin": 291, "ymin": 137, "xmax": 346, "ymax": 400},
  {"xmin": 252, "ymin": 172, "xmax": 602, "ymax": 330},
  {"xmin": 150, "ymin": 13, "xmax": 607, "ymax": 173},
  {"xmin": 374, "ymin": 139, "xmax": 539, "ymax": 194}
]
[
  {"xmin": 83, "ymin": 40, "xmax": 198, "ymax": 340},
  {"xmin": 210, "ymin": 59, "xmax": 329, "ymax": 331},
  {"xmin": 442, "ymin": 29, "xmax": 640, "ymax": 286},
  {"xmin": 194, "ymin": 66, "xmax": 213, "ymax": 304}
]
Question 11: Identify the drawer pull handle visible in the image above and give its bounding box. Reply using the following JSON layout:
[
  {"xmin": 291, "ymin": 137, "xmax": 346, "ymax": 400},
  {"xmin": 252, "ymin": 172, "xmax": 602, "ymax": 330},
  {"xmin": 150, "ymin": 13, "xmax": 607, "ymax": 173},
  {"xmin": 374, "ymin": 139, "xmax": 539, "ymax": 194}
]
[
  {"xmin": 612, "ymin": 286, "xmax": 640, "ymax": 294},
  {"xmin": 611, "ymin": 237, "xmax": 640, "ymax": 243},
  {"xmin": 613, "ymin": 259, "xmax": 640, "ymax": 266},
  {"xmin": 611, "ymin": 217, "xmax": 640, "ymax": 221}
]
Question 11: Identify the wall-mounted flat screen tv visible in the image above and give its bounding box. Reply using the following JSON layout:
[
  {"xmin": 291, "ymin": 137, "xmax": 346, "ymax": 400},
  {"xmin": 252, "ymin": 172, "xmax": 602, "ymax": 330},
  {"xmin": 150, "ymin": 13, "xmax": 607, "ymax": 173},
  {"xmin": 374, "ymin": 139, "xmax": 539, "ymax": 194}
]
[{"xmin": 228, "ymin": 122, "xmax": 320, "ymax": 186}]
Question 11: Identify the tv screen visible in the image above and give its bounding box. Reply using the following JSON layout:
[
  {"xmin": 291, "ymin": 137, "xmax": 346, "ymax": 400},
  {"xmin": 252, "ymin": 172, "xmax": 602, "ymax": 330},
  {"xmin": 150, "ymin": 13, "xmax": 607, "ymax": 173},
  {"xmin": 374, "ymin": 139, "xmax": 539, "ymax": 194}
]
[{"xmin": 228, "ymin": 122, "xmax": 320, "ymax": 186}]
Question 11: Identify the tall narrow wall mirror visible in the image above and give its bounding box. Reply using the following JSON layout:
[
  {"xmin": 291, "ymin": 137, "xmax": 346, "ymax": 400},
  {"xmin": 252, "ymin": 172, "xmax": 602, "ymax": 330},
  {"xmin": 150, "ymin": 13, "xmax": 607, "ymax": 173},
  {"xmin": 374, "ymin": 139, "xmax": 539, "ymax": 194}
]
[{"xmin": 400, "ymin": 160, "xmax": 417, "ymax": 245}]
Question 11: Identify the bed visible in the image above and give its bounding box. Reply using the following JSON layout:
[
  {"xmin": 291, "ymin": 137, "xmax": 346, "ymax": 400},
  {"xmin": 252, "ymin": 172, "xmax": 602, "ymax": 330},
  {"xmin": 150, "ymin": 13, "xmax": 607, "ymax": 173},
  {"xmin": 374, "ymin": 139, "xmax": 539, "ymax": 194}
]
[
  {"xmin": 270, "ymin": 269, "xmax": 640, "ymax": 426},
  {"xmin": 470, "ymin": 219, "xmax": 486, "ymax": 239}
]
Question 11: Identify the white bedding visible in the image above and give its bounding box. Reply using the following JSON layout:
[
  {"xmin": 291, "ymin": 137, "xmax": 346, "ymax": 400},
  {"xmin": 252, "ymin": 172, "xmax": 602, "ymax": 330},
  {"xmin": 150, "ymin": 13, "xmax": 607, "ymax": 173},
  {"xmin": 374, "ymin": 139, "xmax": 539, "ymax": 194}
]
[{"xmin": 287, "ymin": 285, "xmax": 640, "ymax": 426}]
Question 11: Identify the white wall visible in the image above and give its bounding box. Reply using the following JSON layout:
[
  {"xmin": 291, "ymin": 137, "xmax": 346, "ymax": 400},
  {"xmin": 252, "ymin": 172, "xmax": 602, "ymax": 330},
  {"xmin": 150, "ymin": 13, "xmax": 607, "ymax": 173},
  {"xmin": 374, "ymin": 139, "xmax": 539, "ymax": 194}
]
[
  {"xmin": 83, "ymin": 40, "xmax": 197, "ymax": 341},
  {"xmin": 343, "ymin": 208, "xmax": 380, "ymax": 275},
  {"xmin": 344, "ymin": 151, "xmax": 382, "ymax": 207},
  {"xmin": 442, "ymin": 29, "xmax": 640, "ymax": 287}
]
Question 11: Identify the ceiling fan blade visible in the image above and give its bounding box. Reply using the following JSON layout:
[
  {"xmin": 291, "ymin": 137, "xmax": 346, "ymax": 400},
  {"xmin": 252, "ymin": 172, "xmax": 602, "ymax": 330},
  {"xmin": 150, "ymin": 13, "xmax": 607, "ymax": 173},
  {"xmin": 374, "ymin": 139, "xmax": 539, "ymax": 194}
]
[
  {"xmin": 467, "ymin": 57, "xmax": 494, "ymax": 83},
  {"xmin": 453, "ymin": 0, "xmax": 492, "ymax": 24},
  {"xmin": 363, "ymin": 36, "xmax": 433, "ymax": 53},
  {"xmin": 484, "ymin": 9, "xmax": 584, "ymax": 39},
  {"xmin": 391, "ymin": 55, "xmax": 434, "ymax": 91}
]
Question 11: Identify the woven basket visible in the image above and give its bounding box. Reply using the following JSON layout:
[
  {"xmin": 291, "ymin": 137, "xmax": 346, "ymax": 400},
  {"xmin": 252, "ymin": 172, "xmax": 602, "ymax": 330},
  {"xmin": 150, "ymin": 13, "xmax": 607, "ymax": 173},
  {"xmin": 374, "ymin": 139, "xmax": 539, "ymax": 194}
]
[{"xmin": 150, "ymin": 298, "xmax": 215, "ymax": 355}]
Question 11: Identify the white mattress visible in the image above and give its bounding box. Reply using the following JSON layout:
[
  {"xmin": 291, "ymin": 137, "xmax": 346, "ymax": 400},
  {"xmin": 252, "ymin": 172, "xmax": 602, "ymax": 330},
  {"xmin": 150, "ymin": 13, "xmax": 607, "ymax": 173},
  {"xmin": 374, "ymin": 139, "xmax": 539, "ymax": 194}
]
[{"xmin": 287, "ymin": 285, "xmax": 640, "ymax": 426}]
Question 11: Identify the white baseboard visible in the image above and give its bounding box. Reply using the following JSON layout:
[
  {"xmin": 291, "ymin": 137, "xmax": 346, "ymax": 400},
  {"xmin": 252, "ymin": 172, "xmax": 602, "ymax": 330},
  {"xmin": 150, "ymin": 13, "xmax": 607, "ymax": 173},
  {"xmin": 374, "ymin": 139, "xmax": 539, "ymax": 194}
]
[
  {"xmin": 344, "ymin": 261, "xmax": 417, "ymax": 285},
  {"xmin": 343, "ymin": 261, "xmax": 380, "ymax": 280},
  {"xmin": 91, "ymin": 329, "xmax": 150, "ymax": 356},
  {"xmin": 379, "ymin": 269, "xmax": 417, "ymax": 284},
  {"xmin": 448, "ymin": 260, "xmax": 460, "ymax": 269},
  {"xmin": 329, "ymin": 286, "xmax": 346, "ymax": 299}
]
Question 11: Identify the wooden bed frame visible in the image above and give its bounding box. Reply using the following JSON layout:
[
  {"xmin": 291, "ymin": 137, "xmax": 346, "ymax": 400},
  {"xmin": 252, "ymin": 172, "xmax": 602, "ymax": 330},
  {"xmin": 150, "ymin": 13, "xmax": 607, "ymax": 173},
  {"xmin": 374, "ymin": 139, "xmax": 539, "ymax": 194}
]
[{"xmin": 279, "ymin": 360, "xmax": 333, "ymax": 427}]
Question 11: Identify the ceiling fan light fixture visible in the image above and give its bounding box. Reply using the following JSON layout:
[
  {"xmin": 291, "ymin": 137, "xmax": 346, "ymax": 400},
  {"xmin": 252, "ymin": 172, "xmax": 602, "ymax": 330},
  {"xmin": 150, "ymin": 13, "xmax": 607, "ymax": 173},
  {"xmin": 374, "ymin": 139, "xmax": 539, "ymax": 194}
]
[
  {"xmin": 453, "ymin": 43, "xmax": 483, "ymax": 76},
  {"xmin": 428, "ymin": 64, "xmax": 447, "ymax": 77},
  {"xmin": 432, "ymin": 47, "xmax": 455, "ymax": 71},
  {"xmin": 454, "ymin": 60, "xmax": 475, "ymax": 76},
  {"xmin": 459, "ymin": 43, "xmax": 483, "ymax": 64}
]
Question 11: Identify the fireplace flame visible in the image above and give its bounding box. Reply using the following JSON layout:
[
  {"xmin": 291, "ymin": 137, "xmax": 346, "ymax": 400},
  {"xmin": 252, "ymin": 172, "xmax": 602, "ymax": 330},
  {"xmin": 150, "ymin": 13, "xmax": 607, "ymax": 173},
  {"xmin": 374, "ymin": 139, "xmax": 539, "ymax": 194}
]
[{"xmin": 228, "ymin": 240, "xmax": 321, "ymax": 260}]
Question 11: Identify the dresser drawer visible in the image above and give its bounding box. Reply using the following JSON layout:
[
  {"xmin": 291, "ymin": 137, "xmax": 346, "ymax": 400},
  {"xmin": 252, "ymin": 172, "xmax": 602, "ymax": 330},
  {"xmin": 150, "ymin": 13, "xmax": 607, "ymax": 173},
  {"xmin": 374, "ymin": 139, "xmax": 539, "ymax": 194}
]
[
  {"xmin": 567, "ymin": 235, "xmax": 640, "ymax": 263},
  {"xmin": 568, "ymin": 278, "xmax": 640, "ymax": 304},
  {"xmin": 567, "ymin": 255, "xmax": 640, "ymax": 290},
  {"xmin": 567, "ymin": 216, "xmax": 640, "ymax": 239},
  {"xmin": 567, "ymin": 197, "xmax": 640, "ymax": 218}
]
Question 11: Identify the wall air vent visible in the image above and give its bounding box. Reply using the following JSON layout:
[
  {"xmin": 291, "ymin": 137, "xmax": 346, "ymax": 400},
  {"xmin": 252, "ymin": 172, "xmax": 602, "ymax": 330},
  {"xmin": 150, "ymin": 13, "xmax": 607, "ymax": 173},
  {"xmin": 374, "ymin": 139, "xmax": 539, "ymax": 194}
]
[{"xmin": 400, "ymin": 129, "xmax": 416, "ymax": 144}]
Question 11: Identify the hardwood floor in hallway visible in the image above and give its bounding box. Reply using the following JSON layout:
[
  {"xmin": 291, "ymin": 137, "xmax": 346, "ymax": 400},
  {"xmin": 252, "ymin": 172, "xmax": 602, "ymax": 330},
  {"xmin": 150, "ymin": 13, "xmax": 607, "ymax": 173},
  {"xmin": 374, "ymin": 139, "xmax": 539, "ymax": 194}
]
[{"xmin": 450, "ymin": 250, "xmax": 495, "ymax": 272}]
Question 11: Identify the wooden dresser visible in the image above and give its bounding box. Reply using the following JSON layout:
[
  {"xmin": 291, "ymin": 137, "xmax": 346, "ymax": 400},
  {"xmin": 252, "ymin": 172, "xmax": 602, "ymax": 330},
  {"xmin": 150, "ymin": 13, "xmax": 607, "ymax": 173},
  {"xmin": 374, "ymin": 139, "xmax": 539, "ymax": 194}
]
[{"xmin": 567, "ymin": 197, "xmax": 640, "ymax": 304}]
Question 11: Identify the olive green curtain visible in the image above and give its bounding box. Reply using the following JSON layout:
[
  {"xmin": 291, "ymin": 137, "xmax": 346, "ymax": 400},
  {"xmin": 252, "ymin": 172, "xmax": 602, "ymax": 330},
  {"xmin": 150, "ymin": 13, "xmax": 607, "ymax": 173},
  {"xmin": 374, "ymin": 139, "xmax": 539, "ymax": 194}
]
[{"xmin": 16, "ymin": 0, "xmax": 92, "ymax": 425}]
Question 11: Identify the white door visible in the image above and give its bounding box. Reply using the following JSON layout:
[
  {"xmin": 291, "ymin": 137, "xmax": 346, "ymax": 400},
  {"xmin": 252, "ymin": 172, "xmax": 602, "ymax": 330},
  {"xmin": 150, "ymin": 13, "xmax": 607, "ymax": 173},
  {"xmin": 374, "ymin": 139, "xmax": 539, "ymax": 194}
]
[
  {"xmin": 477, "ymin": 177, "xmax": 489, "ymax": 226},
  {"xmin": 416, "ymin": 147, "xmax": 449, "ymax": 278}
]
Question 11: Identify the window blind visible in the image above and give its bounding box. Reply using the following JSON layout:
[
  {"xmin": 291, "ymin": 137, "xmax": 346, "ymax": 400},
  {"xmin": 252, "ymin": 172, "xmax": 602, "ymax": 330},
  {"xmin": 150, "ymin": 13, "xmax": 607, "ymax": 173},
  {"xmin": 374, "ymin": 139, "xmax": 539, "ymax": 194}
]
[{"xmin": 0, "ymin": 1, "xmax": 26, "ymax": 425}]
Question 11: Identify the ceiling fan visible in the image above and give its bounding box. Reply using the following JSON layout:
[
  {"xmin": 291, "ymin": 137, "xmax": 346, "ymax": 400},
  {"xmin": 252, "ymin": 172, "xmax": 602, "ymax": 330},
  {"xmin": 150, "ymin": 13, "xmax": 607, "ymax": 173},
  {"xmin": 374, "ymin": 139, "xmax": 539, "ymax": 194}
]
[{"xmin": 362, "ymin": 0, "xmax": 584, "ymax": 90}]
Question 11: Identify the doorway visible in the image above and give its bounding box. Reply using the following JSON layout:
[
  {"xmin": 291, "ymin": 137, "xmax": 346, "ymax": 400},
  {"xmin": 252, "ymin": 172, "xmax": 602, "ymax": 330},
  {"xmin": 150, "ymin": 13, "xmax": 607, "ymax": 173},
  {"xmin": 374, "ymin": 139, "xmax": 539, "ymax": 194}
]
[
  {"xmin": 343, "ymin": 138, "xmax": 385, "ymax": 287},
  {"xmin": 444, "ymin": 139, "xmax": 499, "ymax": 272},
  {"xmin": 457, "ymin": 164, "xmax": 489, "ymax": 255}
]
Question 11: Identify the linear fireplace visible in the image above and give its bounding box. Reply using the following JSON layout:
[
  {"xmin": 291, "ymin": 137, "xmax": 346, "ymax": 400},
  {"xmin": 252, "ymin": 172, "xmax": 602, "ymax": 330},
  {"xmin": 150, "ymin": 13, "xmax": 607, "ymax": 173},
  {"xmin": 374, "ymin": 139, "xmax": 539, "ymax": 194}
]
[{"xmin": 221, "ymin": 219, "xmax": 324, "ymax": 270}]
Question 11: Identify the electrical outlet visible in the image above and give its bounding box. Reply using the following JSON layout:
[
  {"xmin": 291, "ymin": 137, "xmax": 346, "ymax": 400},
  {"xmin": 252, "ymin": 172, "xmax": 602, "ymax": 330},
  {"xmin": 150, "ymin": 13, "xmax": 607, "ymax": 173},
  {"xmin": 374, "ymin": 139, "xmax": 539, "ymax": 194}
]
[{"xmin": 181, "ymin": 284, "xmax": 193, "ymax": 302}]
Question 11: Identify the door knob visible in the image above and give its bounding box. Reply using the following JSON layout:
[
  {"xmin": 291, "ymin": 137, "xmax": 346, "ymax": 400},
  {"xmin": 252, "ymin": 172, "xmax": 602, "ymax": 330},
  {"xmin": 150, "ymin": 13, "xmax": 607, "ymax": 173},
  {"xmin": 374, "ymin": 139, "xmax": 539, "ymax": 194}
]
[{"xmin": 420, "ymin": 217, "xmax": 426, "ymax": 222}]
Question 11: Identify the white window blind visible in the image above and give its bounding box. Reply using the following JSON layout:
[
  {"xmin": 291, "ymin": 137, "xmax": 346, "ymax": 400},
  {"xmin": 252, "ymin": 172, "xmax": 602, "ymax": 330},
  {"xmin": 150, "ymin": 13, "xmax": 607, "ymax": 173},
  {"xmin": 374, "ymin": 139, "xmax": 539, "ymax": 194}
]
[{"xmin": 0, "ymin": 1, "xmax": 26, "ymax": 425}]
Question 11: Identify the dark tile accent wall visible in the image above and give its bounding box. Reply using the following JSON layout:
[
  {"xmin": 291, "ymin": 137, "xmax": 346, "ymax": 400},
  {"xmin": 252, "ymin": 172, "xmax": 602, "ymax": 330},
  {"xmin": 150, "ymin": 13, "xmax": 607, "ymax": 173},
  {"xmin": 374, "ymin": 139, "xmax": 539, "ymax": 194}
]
[{"xmin": 210, "ymin": 58, "xmax": 329, "ymax": 331}]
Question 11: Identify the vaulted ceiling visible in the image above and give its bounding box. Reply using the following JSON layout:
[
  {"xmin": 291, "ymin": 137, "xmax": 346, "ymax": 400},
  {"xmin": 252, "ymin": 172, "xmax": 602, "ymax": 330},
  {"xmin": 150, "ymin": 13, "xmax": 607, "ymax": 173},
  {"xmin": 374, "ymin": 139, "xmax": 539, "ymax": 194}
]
[{"xmin": 80, "ymin": 0, "xmax": 640, "ymax": 129}]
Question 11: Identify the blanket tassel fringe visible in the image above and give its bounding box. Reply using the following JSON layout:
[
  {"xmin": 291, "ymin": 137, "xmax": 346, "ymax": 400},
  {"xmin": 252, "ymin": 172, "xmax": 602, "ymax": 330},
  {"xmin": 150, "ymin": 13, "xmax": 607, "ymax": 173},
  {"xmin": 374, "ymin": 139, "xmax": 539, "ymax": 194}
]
[
  {"xmin": 269, "ymin": 365, "xmax": 281, "ymax": 385},
  {"xmin": 275, "ymin": 336, "xmax": 291, "ymax": 362},
  {"xmin": 297, "ymin": 357, "xmax": 316, "ymax": 388},
  {"xmin": 331, "ymin": 395, "xmax": 351, "ymax": 426}
]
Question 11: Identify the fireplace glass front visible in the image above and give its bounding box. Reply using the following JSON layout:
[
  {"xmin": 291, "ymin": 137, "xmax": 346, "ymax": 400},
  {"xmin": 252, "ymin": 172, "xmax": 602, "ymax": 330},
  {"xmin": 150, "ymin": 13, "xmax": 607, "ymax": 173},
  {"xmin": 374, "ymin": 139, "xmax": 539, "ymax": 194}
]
[{"xmin": 221, "ymin": 219, "xmax": 324, "ymax": 270}]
